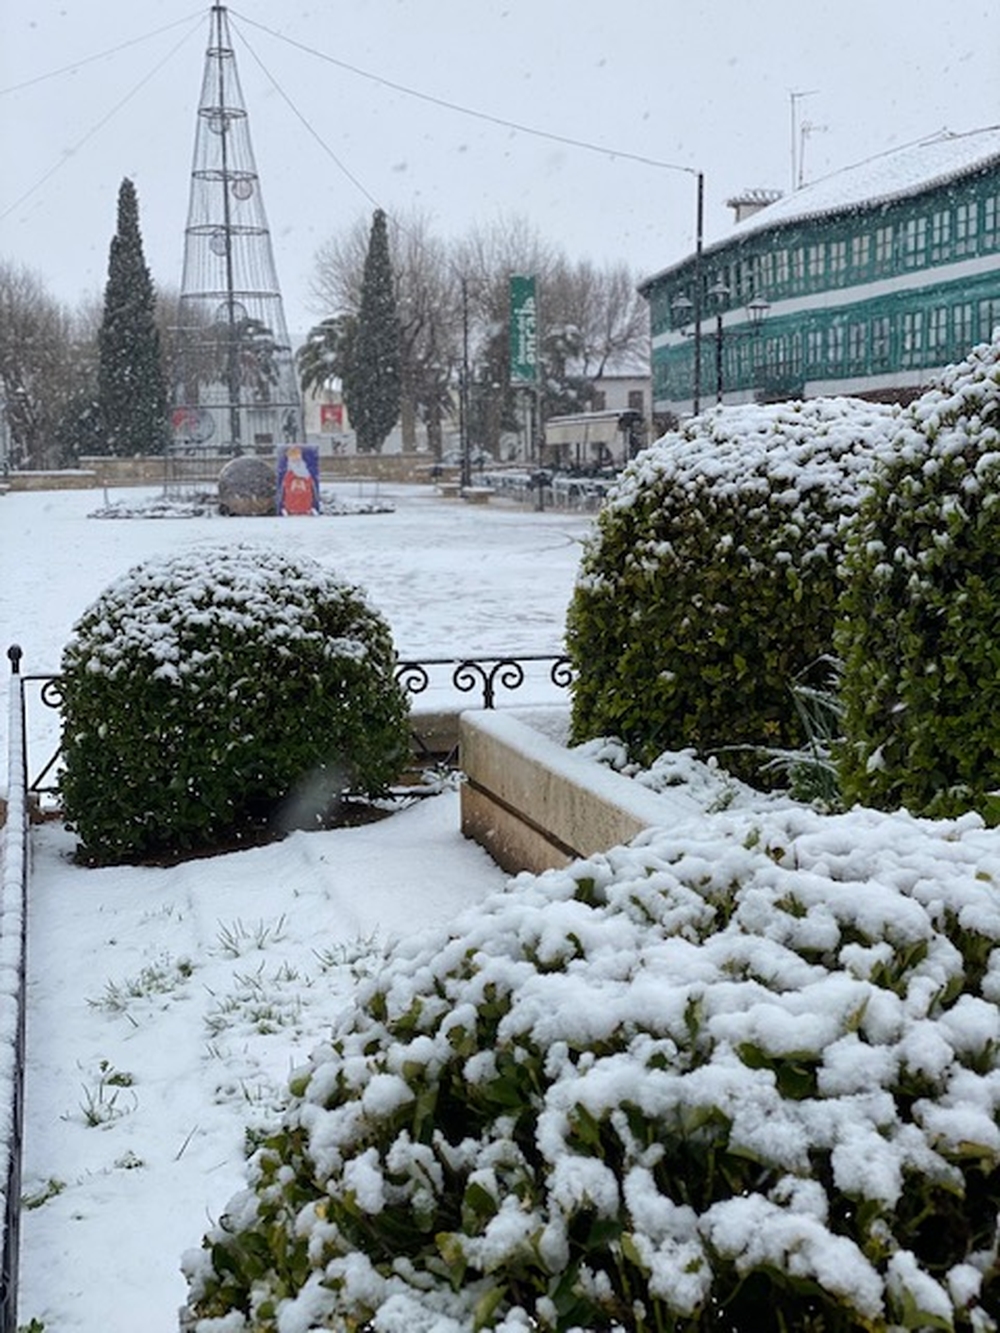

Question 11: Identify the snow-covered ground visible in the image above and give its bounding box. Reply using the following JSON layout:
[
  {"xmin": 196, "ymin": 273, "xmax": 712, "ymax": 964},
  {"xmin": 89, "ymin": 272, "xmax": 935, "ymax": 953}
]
[
  {"xmin": 0, "ymin": 483, "xmax": 592, "ymax": 1331},
  {"xmin": 5, "ymin": 481, "xmax": 1000, "ymax": 1332}
]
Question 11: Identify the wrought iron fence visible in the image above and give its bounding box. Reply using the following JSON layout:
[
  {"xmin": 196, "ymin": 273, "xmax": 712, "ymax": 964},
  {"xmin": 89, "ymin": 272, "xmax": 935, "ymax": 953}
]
[
  {"xmin": 1, "ymin": 653, "xmax": 29, "ymax": 1333},
  {"xmin": 8, "ymin": 646, "xmax": 574, "ymax": 803}
]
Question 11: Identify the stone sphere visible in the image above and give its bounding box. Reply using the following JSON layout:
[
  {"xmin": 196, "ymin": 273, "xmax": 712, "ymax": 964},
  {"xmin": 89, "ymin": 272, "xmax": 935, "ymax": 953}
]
[{"xmin": 218, "ymin": 456, "xmax": 276, "ymax": 516}]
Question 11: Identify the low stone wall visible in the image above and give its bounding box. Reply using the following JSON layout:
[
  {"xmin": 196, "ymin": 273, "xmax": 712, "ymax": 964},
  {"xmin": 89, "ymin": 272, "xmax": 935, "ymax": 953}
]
[
  {"xmin": 4, "ymin": 454, "xmax": 450, "ymax": 491},
  {"xmin": 5, "ymin": 470, "xmax": 99, "ymax": 492},
  {"xmin": 459, "ymin": 709, "xmax": 699, "ymax": 874}
]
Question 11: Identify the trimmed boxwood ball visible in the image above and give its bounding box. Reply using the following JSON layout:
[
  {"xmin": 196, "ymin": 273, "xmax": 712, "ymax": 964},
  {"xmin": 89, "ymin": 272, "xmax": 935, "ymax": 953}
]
[
  {"xmin": 58, "ymin": 542, "xmax": 411, "ymax": 864},
  {"xmin": 837, "ymin": 332, "xmax": 1000, "ymax": 820},
  {"xmin": 180, "ymin": 801, "xmax": 1000, "ymax": 1331},
  {"xmin": 565, "ymin": 399, "xmax": 898, "ymax": 781}
]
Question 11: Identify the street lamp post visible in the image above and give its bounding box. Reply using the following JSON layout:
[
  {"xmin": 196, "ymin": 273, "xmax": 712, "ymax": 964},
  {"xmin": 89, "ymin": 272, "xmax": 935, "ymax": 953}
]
[{"xmin": 707, "ymin": 280, "xmax": 731, "ymax": 404}]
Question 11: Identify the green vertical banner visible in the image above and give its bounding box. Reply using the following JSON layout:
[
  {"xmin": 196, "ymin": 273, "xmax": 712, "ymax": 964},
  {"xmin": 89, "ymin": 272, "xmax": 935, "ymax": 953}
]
[{"xmin": 509, "ymin": 275, "xmax": 538, "ymax": 385}]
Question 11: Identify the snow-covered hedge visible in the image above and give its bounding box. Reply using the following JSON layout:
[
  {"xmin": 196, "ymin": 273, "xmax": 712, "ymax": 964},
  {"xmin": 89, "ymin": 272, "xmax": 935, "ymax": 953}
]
[
  {"xmin": 59, "ymin": 543, "xmax": 410, "ymax": 864},
  {"xmin": 837, "ymin": 332, "xmax": 1000, "ymax": 820},
  {"xmin": 565, "ymin": 399, "xmax": 898, "ymax": 783},
  {"xmin": 181, "ymin": 792, "xmax": 1000, "ymax": 1332}
]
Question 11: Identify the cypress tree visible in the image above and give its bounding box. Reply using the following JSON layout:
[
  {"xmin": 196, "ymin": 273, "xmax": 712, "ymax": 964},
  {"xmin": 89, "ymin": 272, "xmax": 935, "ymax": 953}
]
[
  {"xmin": 344, "ymin": 208, "xmax": 401, "ymax": 452},
  {"xmin": 96, "ymin": 178, "xmax": 169, "ymax": 455}
]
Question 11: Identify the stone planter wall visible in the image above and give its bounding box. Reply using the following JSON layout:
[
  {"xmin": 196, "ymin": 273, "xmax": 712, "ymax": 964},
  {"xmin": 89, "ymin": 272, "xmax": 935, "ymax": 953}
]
[{"xmin": 459, "ymin": 709, "xmax": 699, "ymax": 874}]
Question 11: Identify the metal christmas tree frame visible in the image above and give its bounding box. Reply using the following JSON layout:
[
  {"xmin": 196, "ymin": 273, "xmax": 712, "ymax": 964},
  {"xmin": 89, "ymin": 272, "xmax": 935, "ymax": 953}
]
[{"xmin": 171, "ymin": 4, "xmax": 302, "ymax": 466}]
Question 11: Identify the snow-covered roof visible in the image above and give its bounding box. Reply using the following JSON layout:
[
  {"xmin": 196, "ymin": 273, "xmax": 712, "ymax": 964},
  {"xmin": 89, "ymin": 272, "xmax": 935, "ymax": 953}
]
[{"xmin": 641, "ymin": 125, "xmax": 1000, "ymax": 288}]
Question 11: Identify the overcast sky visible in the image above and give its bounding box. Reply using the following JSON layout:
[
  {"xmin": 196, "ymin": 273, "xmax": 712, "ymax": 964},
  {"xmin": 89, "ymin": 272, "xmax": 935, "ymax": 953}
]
[{"xmin": 1, "ymin": 0, "xmax": 997, "ymax": 336}]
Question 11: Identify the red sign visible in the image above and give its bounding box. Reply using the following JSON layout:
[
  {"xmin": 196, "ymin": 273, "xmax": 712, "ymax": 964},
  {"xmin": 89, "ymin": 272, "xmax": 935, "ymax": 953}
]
[{"xmin": 319, "ymin": 403, "xmax": 343, "ymax": 432}]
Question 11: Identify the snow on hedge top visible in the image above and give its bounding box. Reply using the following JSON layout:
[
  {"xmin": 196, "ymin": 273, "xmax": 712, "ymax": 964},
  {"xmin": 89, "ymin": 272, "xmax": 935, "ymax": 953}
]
[
  {"xmin": 64, "ymin": 542, "xmax": 380, "ymax": 683},
  {"xmin": 194, "ymin": 790, "xmax": 1000, "ymax": 1330},
  {"xmin": 894, "ymin": 330, "xmax": 1000, "ymax": 471},
  {"xmin": 607, "ymin": 397, "xmax": 899, "ymax": 523}
]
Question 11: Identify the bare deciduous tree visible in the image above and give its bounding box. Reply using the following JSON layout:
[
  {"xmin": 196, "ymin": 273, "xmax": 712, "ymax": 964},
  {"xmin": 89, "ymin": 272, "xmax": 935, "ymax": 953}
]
[
  {"xmin": 0, "ymin": 260, "xmax": 78, "ymax": 468},
  {"xmin": 307, "ymin": 210, "xmax": 649, "ymax": 458}
]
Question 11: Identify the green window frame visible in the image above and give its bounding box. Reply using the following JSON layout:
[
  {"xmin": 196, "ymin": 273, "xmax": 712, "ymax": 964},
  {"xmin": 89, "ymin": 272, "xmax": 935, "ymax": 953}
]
[
  {"xmin": 984, "ymin": 194, "xmax": 998, "ymax": 249},
  {"xmin": 847, "ymin": 321, "xmax": 867, "ymax": 367},
  {"xmin": 902, "ymin": 216, "xmax": 928, "ymax": 268},
  {"xmin": 955, "ymin": 200, "xmax": 976, "ymax": 254},
  {"xmin": 902, "ymin": 310, "xmax": 924, "ymax": 366},
  {"xmin": 875, "ymin": 224, "xmax": 894, "ymax": 269},
  {"xmin": 871, "ymin": 315, "xmax": 891, "ymax": 368},
  {"xmin": 954, "ymin": 302, "xmax": 973, "ymax": 350},
  {"xmin": 927, "ymin": 305, "xmax": 949, "ymax": 354},
  {"xmin": 930, "ymin": 208, "xmax": 951, "ymax": 261}
]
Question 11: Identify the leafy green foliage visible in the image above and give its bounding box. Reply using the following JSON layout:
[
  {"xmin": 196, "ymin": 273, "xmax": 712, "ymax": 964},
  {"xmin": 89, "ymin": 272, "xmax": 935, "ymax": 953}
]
[
  {"xmin": 96, "ymin": 177, "xmax": 169, "ymax": 456},
  {"xmin": 58, "ymin": 543, "xmax": 410, "ymax": 864},
  {"xmin": 566, "ymin": 399, "xmax": 897, "ymax": 782},
  {"xmin": 837, "ymin": 332, "xmax": 1000, "ymax": 819},
  {"xmin": 345, "ymin": 208, "xmax": 401, "ymax": 452},
  {"xmin": 181, "ymin": 804, "xmax": 1000, "ymax": 1331}
]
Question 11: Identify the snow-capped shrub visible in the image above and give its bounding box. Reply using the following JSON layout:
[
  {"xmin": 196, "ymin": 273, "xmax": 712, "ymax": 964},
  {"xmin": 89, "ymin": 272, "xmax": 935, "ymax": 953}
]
[
  {"xmin": 837, "ymin": 332, "xmax": 1000, "ymax": 820},
  {"xmin": 565, "ymin": 399, "xmax": 898, "ymax": 781},
  {"xmin": 181, "ymin": 800, "xmax": 1000, "ymax": 1331},
  {"xmin": 59, "ymin": 543, "xmax": 410, "ymax": 864}
]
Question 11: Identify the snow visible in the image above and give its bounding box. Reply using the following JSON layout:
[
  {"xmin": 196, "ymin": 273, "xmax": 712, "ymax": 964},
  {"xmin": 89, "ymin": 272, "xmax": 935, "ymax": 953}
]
[
  {"xmin": 0, "ymin": 484, "xmax": 587, "ymax": 1331},
  {"xmin": 2, "ymin": 480, "xmax": 1000, "ymax": 1329}
]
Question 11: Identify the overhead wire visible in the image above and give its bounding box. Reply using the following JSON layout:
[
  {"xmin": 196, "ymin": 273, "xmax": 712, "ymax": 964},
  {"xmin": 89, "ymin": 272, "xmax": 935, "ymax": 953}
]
[
  {"xmin": 227, "ymin": 15, "xmax": 381, "ymax": 214},
  {"xmin": 0, "ymin": 14, "xmax": 206, "ymax": 225},
  {"xmin": 228, "ymin": 10, "xmax": 697, "ymax": 178},
  {"xmin": 0, "ymin": 11, "xmax": 206, "ymax": 96}
]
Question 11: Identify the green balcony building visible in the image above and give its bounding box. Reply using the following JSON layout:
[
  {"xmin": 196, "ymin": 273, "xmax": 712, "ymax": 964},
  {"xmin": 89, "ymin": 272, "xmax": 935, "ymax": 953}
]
[{"xmin": 640, "ymin": 127, "xmax": 1000, "ymax": 423}]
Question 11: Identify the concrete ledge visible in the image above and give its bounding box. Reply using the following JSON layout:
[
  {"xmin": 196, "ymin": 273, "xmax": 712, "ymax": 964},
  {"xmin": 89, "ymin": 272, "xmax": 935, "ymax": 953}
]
[
  {"xmin": 459, "ymin": 710, "xmax": 699, "ymax": 874},
  {"xmin": 462, "ymin": 487, "xmax": 494, "ymax": 504}
]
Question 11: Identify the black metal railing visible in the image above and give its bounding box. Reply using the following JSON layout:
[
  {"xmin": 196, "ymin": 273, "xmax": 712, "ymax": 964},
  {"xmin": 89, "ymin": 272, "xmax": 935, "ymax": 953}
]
[
  {"xmin": 9, "ymin": 647, "xmax": 575, "ymax": 803},
  {"xmin": 1, "ymin": 650, "xmax": 30, "ymax": 1333},
  {"xmin": 0, "ymin": 645, "xmax": 574, "ymax": 1327}
]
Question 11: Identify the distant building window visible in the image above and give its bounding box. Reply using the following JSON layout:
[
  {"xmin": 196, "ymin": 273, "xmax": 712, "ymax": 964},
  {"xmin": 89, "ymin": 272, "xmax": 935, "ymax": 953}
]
[
  {"xmin": 984, "ymin": 194, "xmax": 999, "ymax": 248},
  {"xmin": 775, "ymin": 249, "xmax": 790, "ymax": 289},
  {"xmin": 902, "ymin": 216, "xmax": 927, "ymax": 268},
  {"xmin": 592, "ymin": 390, "xmax": 606, "ymax": 411},
  {"xmin": 902, "ymin": 310, "xmax": 924, "ymax": 366},
  {"xmin": 827, "ymin": 323, "xmax": 845, "ymax": 366},
  {"xmin": 930, "ymin": 209, "xmax": 952, "ymax": 261},
  {"xmin": 847, "ymin": 321, "xmax": 866, "ymax": 365},
  {"xmin": 954, "ymin": 302, "xmax": 973, "ymax": 349},
  {"xmin": 875, "ymin": 225, "xmax": 894, "ymax": 268},
  {"xmin": 792, "ymin": 248, "xmax": 806, "ymax": 285},
  {"xmin": 955, "ymin": 201, "xmax": 976, "ymax": 254},
  {"xmin": 806, "ymin": 327, "xmax": 824, "ymax": 367},
  {"xmin": 807, "ymin": 243, "xmax": 824, "ymax": 281},
  {"xmin": 850, "ymin": 234, "xmax": 871, "ymax": 271},
  {"xmin": 872, "ymin": 315, "xmax": 891, "ymax": 367},
  {"xmin": 829, "ymin": 240, "xmax": 847, "ymax": 277},
  {"xmin": 980, "ymin": 299, "xmax": 1000, "ymax": 342},
  {"xmin": 927, "ymin": 306, "xmax": 949, "ymax": 353}
]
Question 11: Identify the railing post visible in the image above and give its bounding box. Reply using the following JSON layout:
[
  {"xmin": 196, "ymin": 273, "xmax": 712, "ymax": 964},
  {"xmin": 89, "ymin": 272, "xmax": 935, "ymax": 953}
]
[{"xmin": 1, "ymin": 644, "xmax": 29, "ymax": 1333}]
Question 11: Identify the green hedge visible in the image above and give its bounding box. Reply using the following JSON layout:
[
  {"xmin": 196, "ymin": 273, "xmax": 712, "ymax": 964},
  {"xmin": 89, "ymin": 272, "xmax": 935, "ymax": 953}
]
[
  {"xmin": 58, "ymin": 542, "xmax": 410, "ymax": 864},
  {"xmin": 181, "ymin": 799, "xmax": 1000, "ymax": 1331},
  {"xmin": 565, "ymin": 399, "xmax": 897, "ymax": 781},
  {"xmin": 837, "ymin": 332, "xmax": 1000, "ymax": 819}
]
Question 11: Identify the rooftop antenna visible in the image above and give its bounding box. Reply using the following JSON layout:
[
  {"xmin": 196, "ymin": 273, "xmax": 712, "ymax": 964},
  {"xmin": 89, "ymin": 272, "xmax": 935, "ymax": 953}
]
[
  {"xmin": 171, "ymin": 3, "xmax": 303, "ymax": 472},
  {"xmin": 789, "ymin": 89, "xmax": 819, "ymax": 191}
]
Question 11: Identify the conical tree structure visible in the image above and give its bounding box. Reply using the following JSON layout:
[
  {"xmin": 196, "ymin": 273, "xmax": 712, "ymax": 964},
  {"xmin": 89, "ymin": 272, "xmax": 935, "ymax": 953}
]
[{"xmin": 172, "ymin": 4, "xmax": 302, "ymax": 457}]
